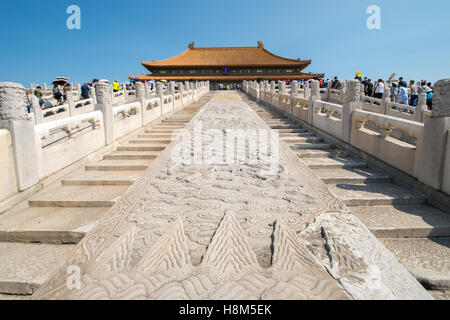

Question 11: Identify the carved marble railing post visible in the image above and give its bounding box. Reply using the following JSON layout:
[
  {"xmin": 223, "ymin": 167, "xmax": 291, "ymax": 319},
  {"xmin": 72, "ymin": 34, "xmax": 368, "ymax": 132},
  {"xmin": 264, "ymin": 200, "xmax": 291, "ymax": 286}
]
[
  {"xmin": 304, "ymin": 82, "xmax": 310, "ymax": 100},
  {"xmin": 178, "ymin": 82, "xmax": 185, "ymax": 106},
  {"xmin": 122, "ymin": 83, "xmax": 128, "ymax": 102},
  {"xmin": 290, "ymin": 81, "xmax": 299, "ymax": 114},
  {"xmin": 253, "ymin": 82, "xmax": 258, "ymax": 101},
  {"xmin": 269, "ymin": 81, "xmax": 276, "ymax": 106},
  {"xmin": 66, "ymin": 89, "xmax": 76, "ymax": 116},
  {"xmin": 326, "ymin": 81, "xmax": 332, "ymax": 102},
  {"xmin": 258, "ymin": 82, "xmax": 265, "ymax": 102},
  {"xmin": 135, "ymin": 82, "xmax": 146, "ymax": 126},
  {"xmin": 0, "ymin": 82, "xmax": 40, "ymax": 190},
  {"xmin": 95, "ymin": 82, "xmax": 114, "ymax": 145},
  {"xmin": 30, "ymin": 95, "xmax": 43, "ymax": 124},
  {"xmin": 380, "ymin": 84, "xmax": 390, "ymax": 115},
  {"xmin": 417, "ymin": 79, "xmax": 450, "ymax": 190},
  {"xmin": 342, "ymin": 80, "xmax": 361, "ymax": 143},
  {"xmin": 308, "ymin": 80, "xmax": 321, "ymax": 124},
  {"xmin": 156, "ymin": 82, "xmax": 165, "ymax": 113},
  {"xmin": 414, "ymin": 93, "xmax": 427, "ymax": 122},
  {"xmin": 90, "ymin": 86, "xmax": 97, "ymax": 105}
]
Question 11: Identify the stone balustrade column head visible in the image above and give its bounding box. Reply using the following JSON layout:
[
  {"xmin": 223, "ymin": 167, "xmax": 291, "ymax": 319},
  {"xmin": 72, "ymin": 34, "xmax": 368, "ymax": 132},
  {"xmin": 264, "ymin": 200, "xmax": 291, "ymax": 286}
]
[
  {"xmin": 341, "ymin": 80, "xmax": 362, "ymax": 143},
  {"xmin": 344, "ymin": 80, "xmax": 361, "ymax": 104},
  {"xmin": 291, "ymin": 81, "xmax": 299, "ymax": 97},
  {"xmin": 96, "ymin": 83, "xmax": 113, "ymax": 105},
  {"xmin": 270, "ymin": 81, "xmax": 276, "ymax": 91},
  {"xmin": 432, "ymin": 79, "xmax": 450, "ymax": 118},
  {"xmin": 311, "ymin": 80, "xmax": 320, "ymax": 99},
  {"xmin": 0, "ymin": 82, "xmax": 40, "ymax": 190},
  {"xmin": 65, "ymin": 88, "xmax": 76, "ymax": 116},
  {"xmin": 135, "ymin": 82, "xmax": 145, "ymax": 98},
  {"xmin": 0, "ymin": 82, "xmax": 28, "ymax": 121},
  {"xmin": 280, "ymin": 81, "xmax": 287, "ymax": 95},
  {"xmin": 90, "ymin": 86, "xmax": 97, "ymax": 104}
]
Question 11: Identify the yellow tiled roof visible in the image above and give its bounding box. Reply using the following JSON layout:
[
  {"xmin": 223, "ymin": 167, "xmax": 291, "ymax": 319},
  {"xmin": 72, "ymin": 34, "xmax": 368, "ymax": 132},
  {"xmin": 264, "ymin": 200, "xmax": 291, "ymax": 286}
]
[{"xmin": 142, "ymin": 43, "xmax": 311, "ymax": 70}]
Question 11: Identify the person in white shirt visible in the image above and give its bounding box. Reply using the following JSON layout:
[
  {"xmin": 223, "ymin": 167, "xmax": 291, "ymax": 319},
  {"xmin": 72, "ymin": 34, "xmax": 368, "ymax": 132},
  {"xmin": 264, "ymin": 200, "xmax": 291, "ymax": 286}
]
[{"xmin": 374, "ymin": 79, "xmax": 385, "ymax": 99}]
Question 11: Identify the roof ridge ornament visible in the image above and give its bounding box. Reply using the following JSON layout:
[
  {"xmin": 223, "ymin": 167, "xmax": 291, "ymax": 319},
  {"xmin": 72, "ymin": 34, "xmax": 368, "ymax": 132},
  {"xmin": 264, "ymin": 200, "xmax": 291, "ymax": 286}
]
[
  {"xmin": 257, "ymin": 41, "xmax": 264, "ymax": 48},
  {"xmin": 188, "ymin": 42, "xmax": 195, "ymax": 49}
]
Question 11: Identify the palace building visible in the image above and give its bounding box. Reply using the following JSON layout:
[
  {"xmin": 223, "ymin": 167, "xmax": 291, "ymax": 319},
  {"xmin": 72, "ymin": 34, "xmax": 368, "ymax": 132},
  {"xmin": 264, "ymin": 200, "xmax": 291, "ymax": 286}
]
[{"xmin": 129, "ymin": 41, "xmax": 324, "ymax": 88}]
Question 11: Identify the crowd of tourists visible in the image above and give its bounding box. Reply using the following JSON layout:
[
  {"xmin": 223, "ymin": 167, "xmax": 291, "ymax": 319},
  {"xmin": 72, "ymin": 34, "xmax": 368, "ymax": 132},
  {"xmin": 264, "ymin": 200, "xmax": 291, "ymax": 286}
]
[
  {"xmin": 358, "ymin": 77, "xmax": 434, "ymax": 110},
  {"xmin": 295, "ymin": 75, "xmax": 434, "ymax": 110},
  {"xmin": 26, "ymin": 79, "xmax": 138, "ymax": 114}
]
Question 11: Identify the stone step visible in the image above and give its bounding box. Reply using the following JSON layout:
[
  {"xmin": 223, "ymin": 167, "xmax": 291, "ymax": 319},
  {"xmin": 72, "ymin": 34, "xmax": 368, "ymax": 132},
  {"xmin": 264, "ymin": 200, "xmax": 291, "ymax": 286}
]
[
  {"xmin": 381, "ymin": 238, "xmax": 450, "ymax": 290},
  {"xmin": 0, "ymin": 207, "xmax": 107, "ymax": 244},
  {"xmin": 153, "ymin": 126, "xmax": 185, "ymax": 130},
  {"xmin": 145, "ymin": 129, "xmax": 180, "ymax": 134},
  {"xmin": 275, "ymin": 128, "xmax": 307, "ymax": 134},
  {"xmin": 129, "ymin": 139, "xmax": 172, "ymax": 145},
  {"xmin": 352, "ymin": 205, "xmax": 450, "ymax": 238},
  {"xmin": 289, "ymin": 142, "xmax": 335, "ymax": 150},
  {"xmin": 265, "ymin": 120, "xmax": 296, "ymax": 125},
  {"xmin": 157, "ymin": 122, "xmax": 187, "ymax": 126},
  {"xmin": 261, "ymin": 117, "xmax": 288, "ymax": 121},
  {"xmin": 138, "ymin": 134, "xmax": 173, "ymax": 139},
  {"xmin": 302, "ymin": 157, "xmax": 368, "ymax": 169},
  {"xmin": 328, "ymin": 183, "xmax": 427, "ymax": 206},
  {"xmin": 0, "ymin": 242, "xmax": 76, "ymax": 295},
  {"xmin": 104, "ymin": 151, "xmax": 160, "ymax": 160},
  {"xmin": 279, "ymin": 132, "xmax": 315, "ymax": 138},
  {"xmin": 296, "ymin": 149, "xmax": 350, "ymax": 159},
  {"xmin": 117, "ymin": 144, "xmax": 166, "ymax": 152},
  {"xmin": 270, "ymin": 125, "xmax": 303, "ymax": 130},
  {"xmin": 85, "ymin": 160, "xmax": 152, "ymax": 171},
  {"xmin": 61, "ymin": 170, "xmax": 143, "ymax": 186},
  {"xmin": 162, "ymin": 120, "xmax": 189, "ymax": 124},
  {"xmin": 314, "ymin": 167, "xmax": 392, "ymax": 184},
  {"xmin": 282, "ymin": 137, "xmax": 323, "ymax": 144},
  {"xmin": 28, "ymin": 185, "xmax": 128, "ymax": 208}
]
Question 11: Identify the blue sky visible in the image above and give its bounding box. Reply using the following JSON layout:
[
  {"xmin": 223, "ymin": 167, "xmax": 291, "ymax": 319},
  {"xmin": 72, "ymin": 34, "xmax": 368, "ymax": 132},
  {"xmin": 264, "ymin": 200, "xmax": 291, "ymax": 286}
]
[{"xmin": 0, "ymin": 0, "xmax": 449, "ymax": 86}]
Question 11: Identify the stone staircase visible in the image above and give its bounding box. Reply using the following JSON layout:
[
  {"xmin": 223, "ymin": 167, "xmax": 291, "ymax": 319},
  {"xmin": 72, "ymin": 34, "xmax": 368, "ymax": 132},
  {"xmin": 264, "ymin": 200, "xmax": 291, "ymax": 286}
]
[
  {"xmin": 0, "ymin": 94, "xmax": 212, "ymax": 299},
  {"xmin": 244, "ymin": 94, "xmax": 450, "ymax": 300}
]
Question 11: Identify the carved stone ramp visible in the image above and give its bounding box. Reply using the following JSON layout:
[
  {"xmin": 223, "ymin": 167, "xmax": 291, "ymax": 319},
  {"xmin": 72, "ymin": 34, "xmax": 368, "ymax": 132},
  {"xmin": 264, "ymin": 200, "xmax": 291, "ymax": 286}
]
[
  {"xmin": 241, "ymin": 92, "xmax": 447, "ymax": 299},
  {"xmin": 0, "ymin": 94, "xmax": 213, "ymax": 298},
  {"xmin": 33, "ymin": 91, "xmax": 430, "ymax": 300}
]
